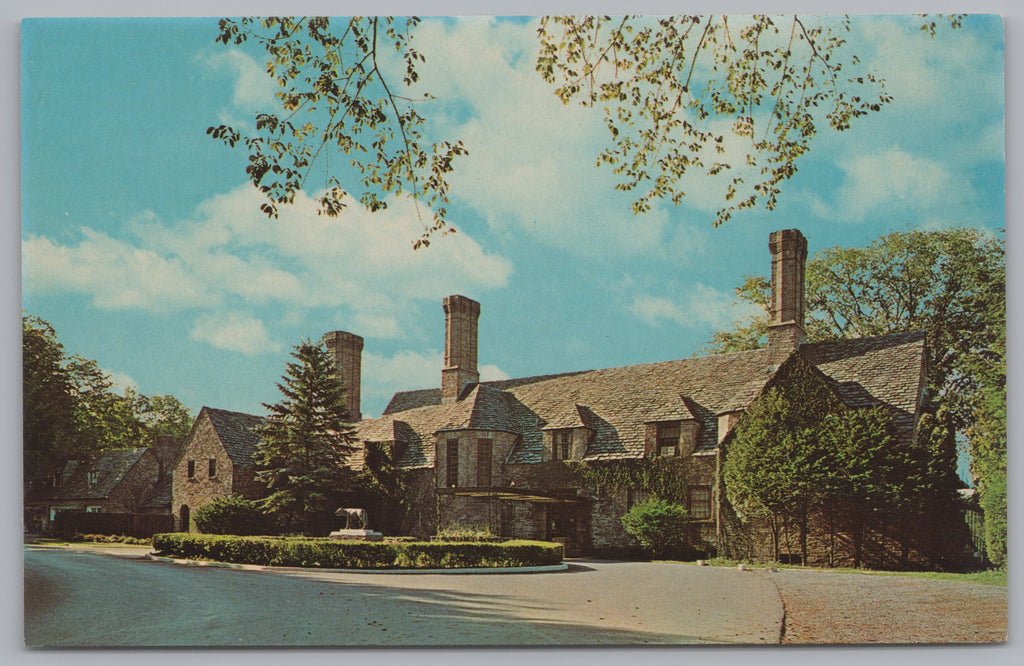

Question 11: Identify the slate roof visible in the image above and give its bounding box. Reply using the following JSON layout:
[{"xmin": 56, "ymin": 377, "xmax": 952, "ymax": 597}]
[
  {"xmin": 50, "ymin": 448, "xmax": 151, "ymax": 500},
  {"xmin": 142, "ymin": 477, "xmax": 173, "ymax": 510},
  {"xmin": 355, "ymin": 330, "xmax": 928, "ymax": 468},
  {"xmin": 203, "ymin": 407, "xmax": 266, "ymax": 467}
]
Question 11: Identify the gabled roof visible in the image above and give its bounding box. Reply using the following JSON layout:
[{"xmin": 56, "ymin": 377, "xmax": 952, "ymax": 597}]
[
  {"xmin": 358, "ymin": 330, "xmax": 928, "ymax": 469},
  {"xmin": 439, "ymin": 384, "xmax": 520, "ymax": 434},
  {"xmin": 51, "ymin": 448, "xmax": 151, "ymax": 500},
  {"xmin": 202, "ymin": 407, "xmax": 266, "ymax": 467}
]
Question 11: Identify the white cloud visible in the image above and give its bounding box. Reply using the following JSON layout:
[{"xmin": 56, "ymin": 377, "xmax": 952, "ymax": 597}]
[
  {"xmin": 360, "ymin": 349, "xmax": 510, "ymax": 416},
  {"xmin": 103, "ymin": 369, "xmax": 138, "ymax": 393},
  {"xmin": 829, "ymin": 148, "xmax": 968, "ymax": 222},
  {"xmin": 406, "ymin": 18, "xmax": 679, "ymax": 257},
  {"xmin": 630, "ymin": 284, "xmax": 761, "ymax": 331},
  {"xmin": 22, "ymin": 229, "xmax": 215, "ymax": 312},
  {"xmin": 23, "ymin": 184, "xmax": 512, "ymax": 351},
  {"xmin": 479, "ymin": 364, "xmax": 510, "ymax": 382},
  {"xmin": 198, "ymin": 48, "xmax": 278, "ymax": 113},
  {"xmin": 189, "ymin": 311, "xmax": 282, "ymax": 355}
]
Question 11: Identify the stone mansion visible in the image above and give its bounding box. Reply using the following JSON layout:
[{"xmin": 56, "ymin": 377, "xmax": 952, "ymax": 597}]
[{"xmin": 172, "ymin": 229, "xmax": 937, "ymax": 563}]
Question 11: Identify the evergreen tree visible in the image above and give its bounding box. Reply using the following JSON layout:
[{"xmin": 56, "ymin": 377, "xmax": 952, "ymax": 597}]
[{"xmin": 255, "ymin": 340, "xmax": 359, "ymax": 535}]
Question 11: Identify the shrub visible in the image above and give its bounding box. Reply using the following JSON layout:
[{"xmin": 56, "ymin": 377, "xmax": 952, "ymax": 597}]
[
  {"xmin": 151, "ymin": 534, "xmax": 563, "ymax": 569},
  {"xmin": 621, "ymin": 498, "xmax": 696, "ymax": 559},
  {"xmin": 193, "ymin": 496, "xmax": 268, "ymax": 536},
  {"xmin": 434, "ymin": 523, "xmax": 498, "ymax": 542},
  {"xmin": 981, "ymin": 468, "xmax": 1007, "ymax": 568}
]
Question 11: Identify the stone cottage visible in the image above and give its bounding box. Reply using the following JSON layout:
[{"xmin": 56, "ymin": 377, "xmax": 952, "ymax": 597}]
[
  {"xmin": 28, "ymin": 445, "xmax": 172, "ymax": 532},
  {"xmin": 171, "ymin": 406, "xmax": 265, "ymax": 531}
]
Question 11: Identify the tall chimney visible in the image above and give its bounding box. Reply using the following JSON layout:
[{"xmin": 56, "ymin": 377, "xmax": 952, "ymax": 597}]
[
  {"xmin": 442, "ymin": 295, "xmax": 480, "ymax": 403},
  {"xmin": 767, "ymin": 229, "xmax": 807, "ymax": 366},
  {"xmin": 322, "ymin": 330, "xmax": 363, "ymax": 421}
]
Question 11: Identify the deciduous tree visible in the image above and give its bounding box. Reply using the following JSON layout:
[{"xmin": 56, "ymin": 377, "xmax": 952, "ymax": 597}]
[
  {"xmin": 208, "ymin": 17, "xmax": 466, "ymax": 248},
  {"xmin": 208, "ymin": 15, "xmax": 958, "ymax": 239},
  {"xmin": 708, "ymin": 229, "xmax": 1005, "ymax": 432}
]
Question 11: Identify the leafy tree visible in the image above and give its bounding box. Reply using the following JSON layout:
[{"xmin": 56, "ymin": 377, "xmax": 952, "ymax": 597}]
[
  {"xmin": 23, "ymin": 315, "xmax": 80, "ymax": 484},
  {"xmin": 620, "ymin": 499, "xmax": 694, "ymax": 558},
  {"xmin": 255, "ymin": 340, "xmax": 359, "ymax": 535},
  {"xmin": 137, "ymin": 393, "xmax": 195, "ymax": 442},
  {"xmin": 979, "ymin": 467, "xmax": 1006, "ymax": 568},
  {"xmin": 723, "ymin": 356, "xmax": 844, "ymax": 563},
  {"xmin": 209, "ymin": 15, "xmax": 958, "ymax": 238},
  {"xmin": 208, "ymin": 17, "xmax": 466, "ymax": 248},
  {"xmin": 22, "ymin": 313, "xmax": 194, "ymax": 492},
  {"xmin": 708, "ymin": 229, "xmax": 1005, "ymax": 432},
  {"xmin": 818, "ymin": 407, "xmax": 901, "ymax": 568}
]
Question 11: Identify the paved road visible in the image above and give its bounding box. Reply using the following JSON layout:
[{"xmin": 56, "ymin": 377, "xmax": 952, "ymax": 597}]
[{"xmin": 24, "ymin": 545, "xmax": 782, "ymax": 647}]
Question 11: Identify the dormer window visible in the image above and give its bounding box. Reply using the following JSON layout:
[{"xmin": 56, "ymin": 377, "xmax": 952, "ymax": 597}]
[
  {"xmin": 87, "ymin": 471, "xmax": 99, "ymax": 485},
  {"xmin": 553, "ymin": 430, "xmax": 572, "ymax": 460},
  {"xmin": 657, "ymin": 422, "xmax": 680, "ymax": 457}
]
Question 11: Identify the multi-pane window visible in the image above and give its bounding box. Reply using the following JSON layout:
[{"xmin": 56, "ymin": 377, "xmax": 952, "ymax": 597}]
[
  {"xmin": 208, "ymin": 458, "xmax": 217, "ymax": 478},
  {"xmin": 187, "ymin": 460, "xmax": 196, "ymax": 479},
  {"xmin": 553, "ymin": 430, "xmax": 572, "ymax": 460},
  {"xmin": 657, "ymin": 422, "xmax": 680, "ymax": 457},
  {"xmin": 477, "ymin": 439, "xmax": 493, "ymax": 487},
  {"xmin": 86, "ymin": 471, "xmax": 99, "ymax": 485},
  {"xmin": 446, "ymin": 439, "xmax": 459, "ymax": 487},
  {"xmin": 689, "ymin": 486, "xmax": 712, "ymax": 520}
]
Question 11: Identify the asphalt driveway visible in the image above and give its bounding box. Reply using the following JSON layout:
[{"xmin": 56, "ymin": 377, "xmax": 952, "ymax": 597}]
[{"xmin": 24, "ymin": 545, "xmax": 782, "ymax": 646}]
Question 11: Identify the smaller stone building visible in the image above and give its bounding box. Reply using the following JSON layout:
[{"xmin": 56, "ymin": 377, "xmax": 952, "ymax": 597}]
[
  {"xmin": 171, "ymin": 407, "xmax": 265, "ymax": 531},
  {"xmin": 28, "ymin": 447, "xmax": 165, "ymax": 532}
]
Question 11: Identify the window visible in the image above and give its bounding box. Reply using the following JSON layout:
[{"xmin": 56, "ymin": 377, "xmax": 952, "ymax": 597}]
[
  {"xmin": 689, "ymin": 486, "xmax": 712, "ymax": 520},
  {"xmin": 86, "ymin": 506, "xmax": 102, "ymax": 513},
  {"xmin": 446, "ymin": 439, "xmax": 459, "ymax": 487},
  {"xmin": 187, "ymin": 460, "xmax": 195, "ymax": 479},
  {"xmin": 87, "ymin": 471, "xmax": 99, "ymax": 485},
  {"xmin": 477, "ymin": 439, "xmax": 493, "ymax": 486},
  {"xmin": 657, "ymin": 422, "xmax": 680, "ymax": 457},
  {"xmin": 51, "ymin": 473, "xmax": 62, "ymax": 488},
  {"xmin": 208, "ymin": 458, "xmax": 217, "ymax": 478},
  {"xmin": 552, "ymin": 430, "xmax": 572, "ymax": 460}
]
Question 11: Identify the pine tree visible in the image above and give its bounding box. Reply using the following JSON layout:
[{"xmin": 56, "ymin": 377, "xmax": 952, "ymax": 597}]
[{"xmin": 255, "ymin": 340, "xmax": 359, "ymax": 535}]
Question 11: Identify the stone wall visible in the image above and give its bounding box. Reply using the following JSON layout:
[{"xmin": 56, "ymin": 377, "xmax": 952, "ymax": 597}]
[
  {"xmin": 172, "ymin": 414, "xmax": 239, "ymax": 531},
  {"xmin": 434, "ymin": 429, "xmax": 518, "ymax": 490},
  {"xmin": 431, "ymin": 454, "xmax": 720, "ymax": 554}
]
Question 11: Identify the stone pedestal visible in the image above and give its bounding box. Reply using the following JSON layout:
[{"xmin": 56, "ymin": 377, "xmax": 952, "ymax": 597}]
[{"xmin": 328, "ymin": 528, "xmax": 384, "ymax": 542}]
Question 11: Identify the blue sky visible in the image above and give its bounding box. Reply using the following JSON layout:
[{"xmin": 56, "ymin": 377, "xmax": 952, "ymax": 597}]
[{"xmin": 21, "ymin": 14, "xmax": 1005, "ymax": 423}]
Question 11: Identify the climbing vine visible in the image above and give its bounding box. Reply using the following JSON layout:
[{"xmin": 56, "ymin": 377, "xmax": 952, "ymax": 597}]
[{"xmin": 563, "ymin": 457, "xmax": 690, "ymax": 503}]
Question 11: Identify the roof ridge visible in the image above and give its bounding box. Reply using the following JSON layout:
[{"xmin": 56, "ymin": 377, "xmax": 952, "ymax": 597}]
[{"xmin": 203, "ymin": 405, "xmax": 264, "ymax": 420}]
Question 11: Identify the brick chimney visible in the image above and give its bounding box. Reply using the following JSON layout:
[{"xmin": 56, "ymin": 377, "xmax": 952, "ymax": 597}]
[
  {"xmin": 442, "ymin": 295, "xmax": 480, "ymax": 403},
  {"xmin": 767, "ymin": 229, "xmax": 807, "ymax": 366},
  {"xmin": 322, "ymin": 330, "xmax": 363, "ymax": 421}
]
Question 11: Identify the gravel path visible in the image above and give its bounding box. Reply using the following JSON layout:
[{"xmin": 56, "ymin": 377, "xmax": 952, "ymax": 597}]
[{"xmin": 766, "ymin": 568, "xmax": 1007, "ymax": 644}]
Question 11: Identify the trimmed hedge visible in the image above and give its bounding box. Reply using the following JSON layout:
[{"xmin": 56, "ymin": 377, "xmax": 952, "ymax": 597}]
[{"xmin": 151, "ymin": 533, "xmax": 563, "ymax": 569}]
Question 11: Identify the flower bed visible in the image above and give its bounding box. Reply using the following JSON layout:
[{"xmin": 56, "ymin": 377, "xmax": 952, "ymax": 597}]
[{"xmin": 152, "ymin": 533, "xmax": 563, "ymax": 569}]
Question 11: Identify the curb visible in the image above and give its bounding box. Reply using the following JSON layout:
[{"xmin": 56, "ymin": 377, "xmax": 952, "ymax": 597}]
[{"xmin": 145, "ymin": 553, "xmax": 569, "ymax": 575}]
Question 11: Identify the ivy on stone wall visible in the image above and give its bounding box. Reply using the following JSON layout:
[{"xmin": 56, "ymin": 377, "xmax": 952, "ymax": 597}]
[{"xmin": 563, "ymin": 457, "xmax": 689, "ymax": 503}]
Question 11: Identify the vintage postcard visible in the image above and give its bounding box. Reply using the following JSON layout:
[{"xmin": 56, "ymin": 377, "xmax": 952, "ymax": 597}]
[{"xmin": 21, "ymin": 12, "xmax": 1007, "ymax": 647}]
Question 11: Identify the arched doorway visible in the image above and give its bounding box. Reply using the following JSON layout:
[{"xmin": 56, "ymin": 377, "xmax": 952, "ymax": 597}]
[{"xmin": 179, "ymin": 504, "xmax": 190, "ymax": 532}]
